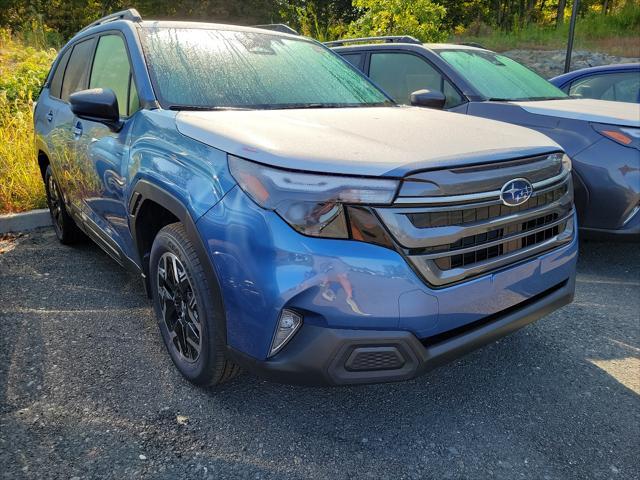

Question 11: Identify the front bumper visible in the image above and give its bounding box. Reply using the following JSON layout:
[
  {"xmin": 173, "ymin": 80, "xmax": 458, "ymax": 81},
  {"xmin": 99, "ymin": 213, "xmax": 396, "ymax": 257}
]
[
  {"xmin": 572, "ymin": 138, "xmax": 640, "ymax": 236},
  {"xmin": 580, "ymin": 205, "xmax": 640, "ymax": 241},
  {"xmin": 197, "ymin": 186, "xmax": 578, "ymax": 371},
  {"xmin": 227, "ymin": 276, "xmax": 574, "ymax": 385}
]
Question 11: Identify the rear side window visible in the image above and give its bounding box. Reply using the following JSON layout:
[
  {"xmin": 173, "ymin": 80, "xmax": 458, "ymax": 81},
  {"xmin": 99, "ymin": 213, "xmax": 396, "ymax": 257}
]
[
  {"xmin": 569, "ymin": 71, "xmax": 640, "ymax": 103},
  {"xmin": 49, "ymin": 48, "xmax": 72, "ymax": 99},
  {"xmin": 369, "ymin": 52, "xmax": 463, "ymax": 108},
  {"xmin": 60, "ymin": 39, "xmax": 95, "ymax": 102},
  {"xmin": 341, "ymin": 53, "xmax": 365, "ymax": 72},
  {"xmin": 89, "ymin": 34, "xmax": 139, "ymax": 116}
]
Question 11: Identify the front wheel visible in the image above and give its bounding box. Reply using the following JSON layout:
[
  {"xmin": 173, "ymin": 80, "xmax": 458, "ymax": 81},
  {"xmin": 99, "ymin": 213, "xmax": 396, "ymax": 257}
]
[
  {"xmin": 44, "ymin": 165, "xmax": 83, "ymax": 244},
  {"xmin": 150, "ymin": 223, "xmax": 240, "ymax": 386}
]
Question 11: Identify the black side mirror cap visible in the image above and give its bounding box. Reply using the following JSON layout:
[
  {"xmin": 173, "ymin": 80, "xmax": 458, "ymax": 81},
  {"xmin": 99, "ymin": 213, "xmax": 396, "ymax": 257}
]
[
  {"xmin": 69, "ymin": 88, "xmax": 122, "ymax": 131},
  {"xmin": 410, "ymin": 89, "xmax": 446, "ymax": 109}
]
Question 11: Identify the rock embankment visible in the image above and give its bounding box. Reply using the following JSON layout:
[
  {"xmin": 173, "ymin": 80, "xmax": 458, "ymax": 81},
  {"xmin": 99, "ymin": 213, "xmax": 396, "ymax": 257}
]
[{"xmin": 502, "ymin": 49, "xmax": 639, "ymax": 78}]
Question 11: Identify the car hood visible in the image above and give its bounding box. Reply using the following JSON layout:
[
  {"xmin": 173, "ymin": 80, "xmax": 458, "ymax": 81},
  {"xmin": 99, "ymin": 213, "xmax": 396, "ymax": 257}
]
[
  {"xmin": 511, "ymin": 98, "xmax": 640, "ymax": 128},
  {"xmin": 175, "ymin": 106, "xmax": 561, "ymax": 177}
]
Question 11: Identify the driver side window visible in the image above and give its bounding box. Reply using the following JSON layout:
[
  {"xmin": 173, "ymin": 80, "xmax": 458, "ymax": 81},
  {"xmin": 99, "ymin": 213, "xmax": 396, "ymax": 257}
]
[
  {"xmin": 369, "ymin": 52, "xmax": 463, "ymax": 108},
  {"xmin": 89, "ymin": 34, "xmax": 139, "ymax": 117}
]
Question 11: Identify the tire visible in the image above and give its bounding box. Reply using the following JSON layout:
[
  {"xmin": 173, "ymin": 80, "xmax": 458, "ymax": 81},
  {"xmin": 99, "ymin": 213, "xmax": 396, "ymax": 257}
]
[
  {"xmin": 44, "ymin": 165, "xmax": 83, "ymax": 244},
  {"xmin": 150, "ymin": 222, "xmax": 241, "ymax": 386}
]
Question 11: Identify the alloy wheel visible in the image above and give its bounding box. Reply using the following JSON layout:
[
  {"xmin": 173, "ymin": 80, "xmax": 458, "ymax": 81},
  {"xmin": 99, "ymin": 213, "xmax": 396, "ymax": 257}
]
[{"xmin": 156, "ymin": 252, "xmax": 202, "ymax": 363}]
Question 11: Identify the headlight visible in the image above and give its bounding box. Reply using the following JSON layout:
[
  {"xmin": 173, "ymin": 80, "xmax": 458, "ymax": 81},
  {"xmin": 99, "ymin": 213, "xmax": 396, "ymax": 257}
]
[
  {"xmin": 228, "ymin": 155, "xmax": 399, "ymax": 241},
  {"xmin": 560, "ymin": 152, "xmax": 572, "ymax": 173}
]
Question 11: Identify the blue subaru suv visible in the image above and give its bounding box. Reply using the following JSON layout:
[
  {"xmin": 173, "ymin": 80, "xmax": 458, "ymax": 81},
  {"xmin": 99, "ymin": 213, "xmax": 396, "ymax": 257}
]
[{"xmin": 34, "ymin": 10, "xmax": 578, "ymax": 386}]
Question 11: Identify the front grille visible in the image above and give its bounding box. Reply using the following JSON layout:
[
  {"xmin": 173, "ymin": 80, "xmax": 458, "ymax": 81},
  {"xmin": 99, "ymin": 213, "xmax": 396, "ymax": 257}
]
[
  {"xmin": 376, "ymin": 154, "xmax": 575, "ymax": 287},
  {"xmin": 407, "ymin": 183, "xmax": 567, "ymax": 229},
  {"xmin": 437, "ymin": 213, "xmax": 564, "ymax": 270}
]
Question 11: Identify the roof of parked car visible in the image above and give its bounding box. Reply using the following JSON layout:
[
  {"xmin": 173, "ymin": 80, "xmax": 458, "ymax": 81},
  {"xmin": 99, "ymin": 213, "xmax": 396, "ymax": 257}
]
[
  {"xmin": 331, "ymin": 42, "xmax": 488, "ymax": 53},
  {"xmin": 550, "ymin": 63, "xmax": 640, "ymax": 85}
]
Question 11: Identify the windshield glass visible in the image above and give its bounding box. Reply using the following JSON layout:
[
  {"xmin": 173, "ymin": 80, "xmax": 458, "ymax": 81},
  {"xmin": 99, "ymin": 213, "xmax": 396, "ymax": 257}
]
[
  {"xmin": 141, "ymin": 27, "xmax": 390, "ymax": 109},
  {"xmin": 437, "ymin": 49, "xmax": 568, "ymax": 101}
]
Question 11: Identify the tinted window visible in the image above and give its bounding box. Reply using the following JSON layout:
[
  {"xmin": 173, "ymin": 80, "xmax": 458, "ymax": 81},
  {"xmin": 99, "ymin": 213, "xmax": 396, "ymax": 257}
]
[
  {"xmin": 90, "ymin": 35, "xmax": 138, "ymax": 116},
  {"xmin": 569, "ymin": 71, "xmax": 640, "ymax": 103},
  {"xmin": 60, "ymin": 38, "xmax": 95, "ymax": 102},
  {"xmin": 438, "ymin": 49, "xmax": 567, "ymax": 101},
  {"xmin": 141, "ymin": 27, "xmax": 388, "ymax": 109},
  {"xmin": 49, "ymin": 48, "xmax": 72, "ymax": 99},
  {"xmin": 369, "ymin": 52, "xmax": 463, "ymax": 107},
  {"xmin": 341, "ymin": 53, "xmax": 365, "ymax": 71}
]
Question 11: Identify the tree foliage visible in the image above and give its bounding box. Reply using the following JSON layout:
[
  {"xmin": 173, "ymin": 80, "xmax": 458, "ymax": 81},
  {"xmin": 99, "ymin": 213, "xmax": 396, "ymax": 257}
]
[
  {"xmin": 347, "ymin": 0, "xmax": 448, "ymax": 41},
  {"xmin": 0, "ymin": 0, "xmax": 637, "ymax": 43}
]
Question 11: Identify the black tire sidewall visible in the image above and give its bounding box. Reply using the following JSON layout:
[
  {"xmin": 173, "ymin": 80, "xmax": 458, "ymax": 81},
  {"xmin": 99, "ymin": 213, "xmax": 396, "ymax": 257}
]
[
  {"xmin": 44, "ymin": 166, "xmax": 65, "ymax": 241},
  {"xmin": 149, "ymin": 225, "xmax": 217, "ymax": 384}
]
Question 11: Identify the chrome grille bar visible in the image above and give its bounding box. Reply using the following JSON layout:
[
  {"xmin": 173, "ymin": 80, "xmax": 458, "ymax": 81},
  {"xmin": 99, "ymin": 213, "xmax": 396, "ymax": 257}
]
[
  {"xmin": 394, "ymin": 169, "xmax": 570, "ymax": 206},
  {"xmin": 375, "ymin": 156, "xmax": 575, "ymax": 287}
]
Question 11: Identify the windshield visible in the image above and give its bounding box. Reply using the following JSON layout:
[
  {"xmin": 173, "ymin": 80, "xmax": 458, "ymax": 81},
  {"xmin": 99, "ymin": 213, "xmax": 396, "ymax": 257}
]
[
  {"xmin": 437, "ymin": 49, "xmax": 568, "ymax": 101},
  {"xmin": 141, "ymin": 27, "xmax": 390, "ymax": 109}
]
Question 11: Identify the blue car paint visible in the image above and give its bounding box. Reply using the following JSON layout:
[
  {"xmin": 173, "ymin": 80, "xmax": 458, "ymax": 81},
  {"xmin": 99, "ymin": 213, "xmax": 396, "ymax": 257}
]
[
  {"xmin": 33, "ymin": 18, "xmax": 580, "ymax": 383},
  {"xmin": 197, "ymin": 184, "xmax": 578, "ymax": 360}
]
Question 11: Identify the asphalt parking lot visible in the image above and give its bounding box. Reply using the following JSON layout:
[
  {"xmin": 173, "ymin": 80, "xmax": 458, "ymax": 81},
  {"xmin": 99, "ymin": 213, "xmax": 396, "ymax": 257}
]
[{"xmin": 0, "ymin": 229, "xmax": 638, "ymax": 480}]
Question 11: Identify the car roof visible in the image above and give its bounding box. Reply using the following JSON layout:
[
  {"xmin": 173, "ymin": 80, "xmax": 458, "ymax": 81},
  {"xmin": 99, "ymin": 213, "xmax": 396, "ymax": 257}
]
[
  {"xmin": 550, "ymin": 63, "xmax": 640, "ymax": 84},
  {"xmin": 138, "ymin": 20, "xmax": 300, "ymax": 38},
  {"xmin": 74, "ymin": 18, "xmax": 302, "ymax": 43},
  {"xmin": 332, "ymin": 42, "xmax": 487, "ymax": 53}
]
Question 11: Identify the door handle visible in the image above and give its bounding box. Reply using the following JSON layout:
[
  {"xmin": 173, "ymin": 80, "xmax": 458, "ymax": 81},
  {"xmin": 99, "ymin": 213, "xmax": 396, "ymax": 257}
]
[
  {"xmin": 73, "ymin": 122, "xmax": 83, "ymax": 138},
  {"xmin": 46, "ymin": 111, "xmax": 54, "ymax": 122}
]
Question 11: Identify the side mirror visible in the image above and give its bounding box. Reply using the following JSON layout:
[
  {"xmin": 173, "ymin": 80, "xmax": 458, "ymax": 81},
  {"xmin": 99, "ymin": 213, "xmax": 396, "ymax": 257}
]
[
  {"xmin": 69, "ymin": 88, "xmax": 122, "ymax": 130},
  {"xmin": 410, "ymin": 89, "xmax": 446, "ymax": 109}
]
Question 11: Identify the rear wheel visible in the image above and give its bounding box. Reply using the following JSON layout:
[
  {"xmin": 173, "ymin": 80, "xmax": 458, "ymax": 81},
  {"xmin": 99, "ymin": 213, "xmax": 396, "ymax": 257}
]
[
  {"xmin": 150, "ymin": 223, "xmax": 240, "ymax": 386},
  {"xmin": 44, "ymin": 165, "xmax": 83, "ymax": 244}
]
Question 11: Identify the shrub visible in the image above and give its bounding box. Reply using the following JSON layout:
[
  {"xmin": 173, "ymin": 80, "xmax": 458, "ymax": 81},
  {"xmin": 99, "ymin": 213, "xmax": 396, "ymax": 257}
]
[{"xmin": 0, "ymin": 30, "xmax": 56, "ymax": 213}]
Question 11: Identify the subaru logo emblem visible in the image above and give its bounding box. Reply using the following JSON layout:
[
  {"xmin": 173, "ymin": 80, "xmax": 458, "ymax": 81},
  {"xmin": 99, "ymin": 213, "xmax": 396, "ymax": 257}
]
[{"xmin": 500, "ymin": 178, "xmax": 533, "ymax": 206}]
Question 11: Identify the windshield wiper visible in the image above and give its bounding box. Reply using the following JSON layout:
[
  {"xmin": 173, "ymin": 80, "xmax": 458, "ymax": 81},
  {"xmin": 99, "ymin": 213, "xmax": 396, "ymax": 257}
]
[
  {"xmin": 526, "ymin": 96, "xmax": 571, "ymax": 101},
  {"xmin": 168, "ymin": 105, "xmax": 251, "ymax": 111}
]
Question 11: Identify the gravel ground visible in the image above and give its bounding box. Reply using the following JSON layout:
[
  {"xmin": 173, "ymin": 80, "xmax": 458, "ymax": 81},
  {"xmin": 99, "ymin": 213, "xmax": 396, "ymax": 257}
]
[{"xmin": 1, "ymin": 229, "xmax": 639, "ymax": 480}]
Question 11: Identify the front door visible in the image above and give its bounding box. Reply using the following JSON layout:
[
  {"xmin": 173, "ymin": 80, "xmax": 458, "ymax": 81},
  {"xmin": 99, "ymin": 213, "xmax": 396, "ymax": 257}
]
[
  {"xmin": 72, "ymin": 33, "xmax": 141, "ymax": 265},
  {"xmin": 367, "ymin": 51, "xmax": 465, "ymax": 109}
]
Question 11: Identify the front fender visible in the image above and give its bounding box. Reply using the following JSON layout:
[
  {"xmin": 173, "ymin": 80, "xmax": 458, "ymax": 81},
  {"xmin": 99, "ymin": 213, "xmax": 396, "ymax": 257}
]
[{"xmin": 126, "ymin": 110, "xmax": 236, "ymax": 222}]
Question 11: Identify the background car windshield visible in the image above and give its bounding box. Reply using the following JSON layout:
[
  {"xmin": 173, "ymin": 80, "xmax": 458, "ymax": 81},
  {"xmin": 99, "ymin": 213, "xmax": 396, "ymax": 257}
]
[
  {"xmin": 438, "ymin": 49, "xmax": 568, "ymax": 101},
  {"xmin": 141, "ymin": 27, "xmax": 389, "ymax": 109}
]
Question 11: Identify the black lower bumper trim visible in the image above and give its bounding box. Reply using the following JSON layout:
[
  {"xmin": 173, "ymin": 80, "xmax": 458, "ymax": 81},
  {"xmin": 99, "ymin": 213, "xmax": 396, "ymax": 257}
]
[{"xmin": 226, "ymin": 276, "xmax": 575, "ymax": 386}]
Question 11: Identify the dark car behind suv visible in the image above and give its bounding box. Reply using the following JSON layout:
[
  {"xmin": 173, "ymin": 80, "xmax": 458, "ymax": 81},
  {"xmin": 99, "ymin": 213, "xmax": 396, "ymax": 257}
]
[{"xmin": 331, "ymin": 37, "xmax": 640, "ymax": 239}]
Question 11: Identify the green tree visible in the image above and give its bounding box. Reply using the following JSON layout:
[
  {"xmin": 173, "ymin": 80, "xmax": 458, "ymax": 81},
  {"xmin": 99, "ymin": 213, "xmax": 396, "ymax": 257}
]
[
  {"xmin": 347, "ymin": 0, "xmax": 448, "ymax": 41},
  {"xmin": 277, "ymin": 1, "xmax": 356, "ymax": 40}
]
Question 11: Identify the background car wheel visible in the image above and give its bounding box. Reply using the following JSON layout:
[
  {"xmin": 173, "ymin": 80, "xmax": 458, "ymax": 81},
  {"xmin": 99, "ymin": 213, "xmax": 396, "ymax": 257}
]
[
  {"xmin": 150, "ymin": 222, "xmax": 241, "ymax": 386},
  {"xmin": 44, "ymin": 165, "xmax": 83, "ymax": 244}
]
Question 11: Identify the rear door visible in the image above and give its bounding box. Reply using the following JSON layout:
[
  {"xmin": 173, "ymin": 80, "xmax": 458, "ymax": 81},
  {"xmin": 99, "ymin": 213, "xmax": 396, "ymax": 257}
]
[
  {"xmin": 44, "ymin": 37, "xmax": 96, "ymax": 203},
  {"xmin": 72, "ymin": 32, "xmax": 141, "ymax": 264}
]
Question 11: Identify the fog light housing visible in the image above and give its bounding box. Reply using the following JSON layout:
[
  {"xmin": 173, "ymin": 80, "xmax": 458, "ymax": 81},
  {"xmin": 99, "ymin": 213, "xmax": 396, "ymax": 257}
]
[{"xmin": 269, "ymin": 309, "xmax": 302, "ymax": 357}]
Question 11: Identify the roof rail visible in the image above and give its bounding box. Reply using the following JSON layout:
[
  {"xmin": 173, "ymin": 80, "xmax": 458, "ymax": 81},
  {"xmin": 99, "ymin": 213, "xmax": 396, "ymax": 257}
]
[
  {"xmin": 458, "ymin": 42, "xmax": 486, "ymax": 49},
  {"xmin": 254, "ymin": 24, "xmax": 299, "ymax": 35},
  {"xmin": 78, "ymin": 8, "xmax": 142, "ymax": 33},
  {"xmin": 324, "ymin": 36, "xmax": 422, "ymax": 47}
]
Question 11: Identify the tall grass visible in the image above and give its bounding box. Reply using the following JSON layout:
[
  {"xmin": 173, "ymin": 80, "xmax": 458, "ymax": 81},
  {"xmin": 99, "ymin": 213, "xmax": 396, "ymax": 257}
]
[
  {"xmin": 0, "ymin": 30, "xmax": 56, "ymax": 213},
  {"xmin": 454, "ymin": 3, "xmax": 640, "ymax": 57}
]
